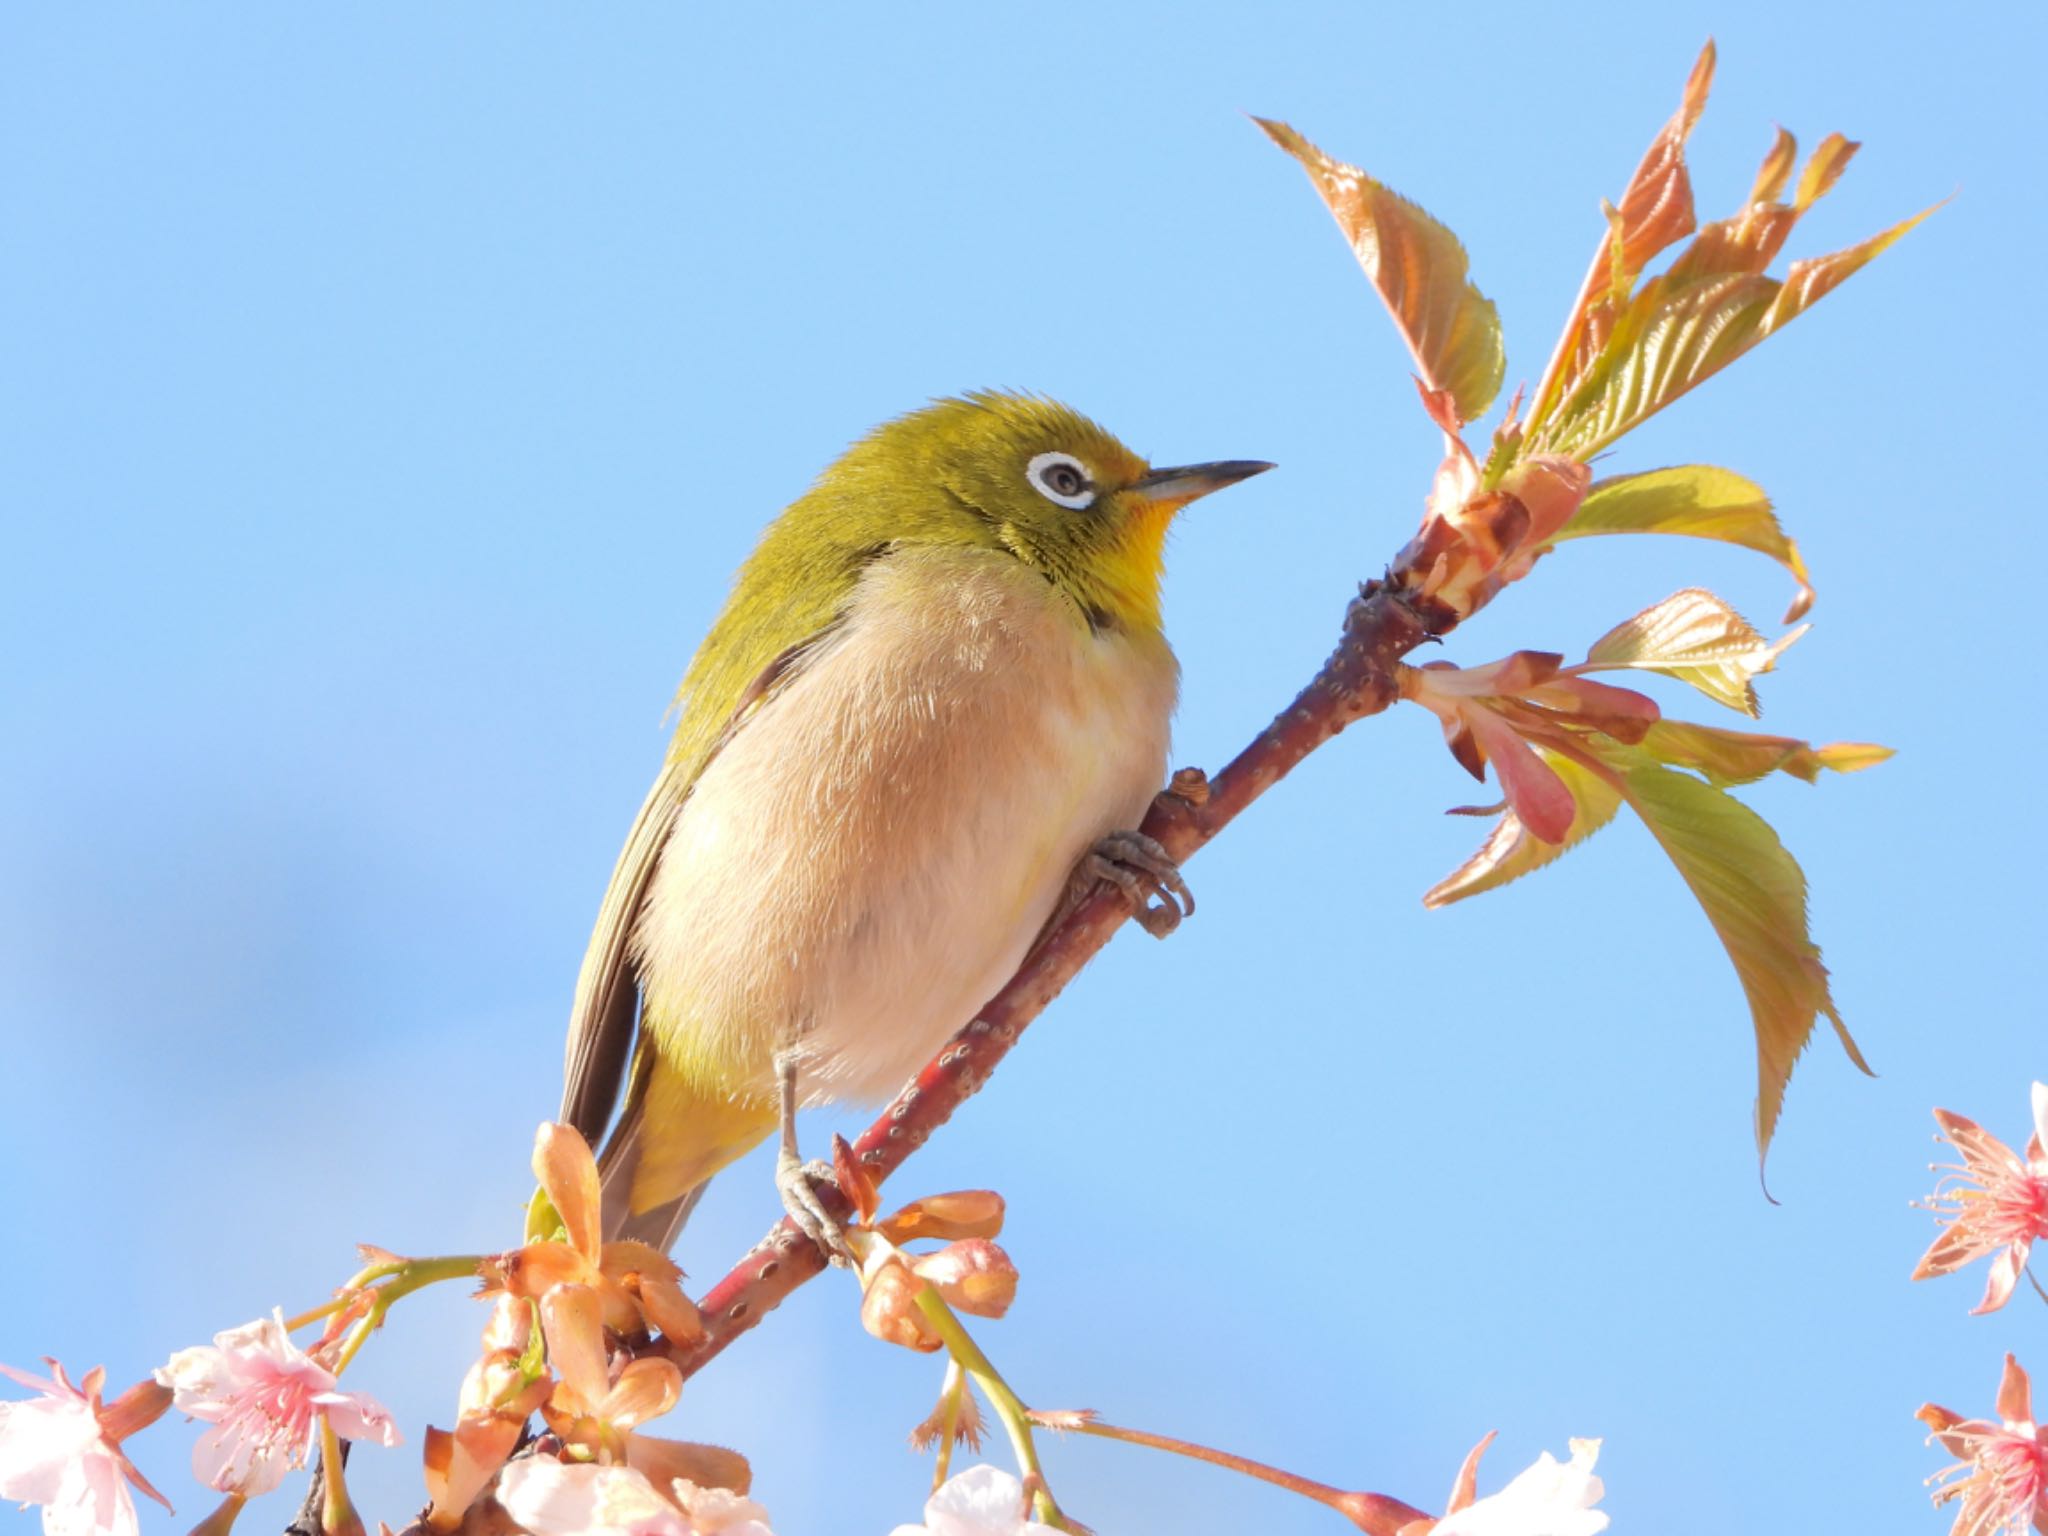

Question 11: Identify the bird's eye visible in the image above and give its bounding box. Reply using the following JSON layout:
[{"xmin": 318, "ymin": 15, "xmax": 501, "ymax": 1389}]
[{"xmin": 1026, "ymin": 451, "xmax": 1096, "ymax": 510}]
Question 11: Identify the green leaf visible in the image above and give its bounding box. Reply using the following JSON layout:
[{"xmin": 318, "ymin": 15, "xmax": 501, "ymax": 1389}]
[
  {"xmin": 1614, "ymin": 760, "xmax": 1871, "ymax": 1160},
  {"xmin": 1256, "ymin": 117, "xmax": 1506, "ymax": 425},
  {"xmin": 1554, "ymin": 466, "xmax": 1816, "ymax": 622},
  {"xmin": 1638, "ymin": 721, "xmax": 1893, "ymax": 788},
  {"xmin": 1531, "ymin": 203, "xmax": 1935, "ymax": 463},
  {"xmin": 1424, "ymin": 751, "xmax": 1623, "ymax": 907},
  {"xmin": 1582, "ymin": 588, "xmax": 1800, "ymax": 717}
]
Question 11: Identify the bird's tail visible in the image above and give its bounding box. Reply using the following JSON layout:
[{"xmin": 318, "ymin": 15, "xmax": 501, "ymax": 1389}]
[{"xmin": 592, "ymin": 1053, "xmax": 778, "ymax": 1250}]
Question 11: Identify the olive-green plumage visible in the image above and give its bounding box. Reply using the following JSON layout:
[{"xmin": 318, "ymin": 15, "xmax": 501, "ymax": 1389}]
[{"xmin": 556, "ymin": 392, "xmax": 1267, "ymax": 1248}]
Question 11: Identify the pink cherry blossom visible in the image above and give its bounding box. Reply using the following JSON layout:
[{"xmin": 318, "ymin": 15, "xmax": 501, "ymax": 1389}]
[
  {"xmin": 0, "ymin": 1359, "xmax": 172, "ymax": 1536},
  {"xmin": 1920, "ymin": 1354, "xmax": 2048, "ymax": 1536},
  {"xmin": 886, "ymin": 1464, "xmax": 1061, "ymax": 1536},
  {"xmin": 154, "ymin": 1311, "xmax": 400, "ymax": 1497},
  {"xmin": 495, "ymin": 1459, "xmax": 775, "ymax": 1536},
  {"xmin": 1914, "ymin": 1084, "xmax": 2048, "ymax": 1313}
]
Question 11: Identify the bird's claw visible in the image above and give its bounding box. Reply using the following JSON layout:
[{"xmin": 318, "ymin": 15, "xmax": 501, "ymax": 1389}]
[
  {"xmin": 1084, "ymin": 830, "xmax": 1193, "ymax": 939},
  {"xmin": 776, "ymin": 1149, "xmax": 855, "ymax": 1267}
]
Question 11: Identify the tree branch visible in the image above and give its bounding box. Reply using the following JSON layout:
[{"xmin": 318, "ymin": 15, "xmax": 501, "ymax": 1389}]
[{"xmin": 655, "ymin": 576, "xmax": 1449, "ymax": 1378}]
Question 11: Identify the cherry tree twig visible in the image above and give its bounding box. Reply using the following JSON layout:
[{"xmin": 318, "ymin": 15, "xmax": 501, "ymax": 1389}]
[{"xmin": 653, "ymin": 575, "xmax": 1450, "ymax": 1377}]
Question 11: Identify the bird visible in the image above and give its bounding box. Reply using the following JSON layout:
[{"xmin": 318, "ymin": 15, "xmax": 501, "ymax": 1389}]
[{"xmin": 554, "ymin": 391, "xmax": 1270, "ymax": 1255}]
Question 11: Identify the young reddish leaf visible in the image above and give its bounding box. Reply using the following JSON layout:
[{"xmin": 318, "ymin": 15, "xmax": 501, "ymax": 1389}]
[
  {"xmin": 831, "ymin": 1133, "xmax": 880, "ymax": 1223},
  {"xmin": 1256, "ymin": 117, "xmax": 1505, "ymax": 424},
  {"xmin": 1749, "ymin": 126, "xmax": 1798, "ymax": 206},
  {"xmin": 1638, "ymin": 720, "xmax": 1893, "ymax": 787},
  {"xmin": 1425, "ymin": 751, "xmax": 1623, "ymax": 907},
  {"xmin": 1614, "ymin": 760, "xmax": 1871, "ymax": 1159},
  {"xmin": 1514, "ymin": 46, "xmax": 1932, "ymax": 469},
  {"xmin": 1758, "ymin": 202, "xmax": 1939, "ymax": 331},
  {"xmin": 1527, "ymin": 42, "xmax": 1715, "ymax": 433},
  {"xmin": 1533, "ymin": 199, "xmax": 1936, "ymax": 462},
  {"xmin": 1793, "ymin": 132, "xmax": 1860, "ymax": 211},
  {"xmin": 1552, "ymin": 465, "xmax": 1815, "ymax": 621},
  {"xmin": 1663, "ymin": 134, "xmax": 1859, "ymax": 290},
  {"xmin": 1462, "ymin": 707, "xmax": 1577, "ymax": 844},
  {"xmin": 1581, "ymin": 588, "xmax": 1802, "ymax": 716},
  {"xmin": 1609, "ymin": 40, "xmax": 1717, "ymax": 277}
]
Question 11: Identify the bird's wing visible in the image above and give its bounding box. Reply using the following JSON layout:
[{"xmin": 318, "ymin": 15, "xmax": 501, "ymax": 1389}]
[
  {"xmin": 557, "ymin": 754, "xmax": 691, "ymax": 1143},
  {"xmin": 557, "ymin": 624, "xmax": 846, "ymax": 1148}
]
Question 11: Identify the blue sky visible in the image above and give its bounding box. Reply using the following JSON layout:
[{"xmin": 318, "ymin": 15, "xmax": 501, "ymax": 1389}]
[{"xmin": 1, "ymin": 5, "xmax": 2037, "ymax": 1533}]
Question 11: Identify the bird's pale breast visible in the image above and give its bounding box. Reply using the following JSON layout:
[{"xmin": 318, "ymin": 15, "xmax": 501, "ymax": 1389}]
[{"xmin": 632, "ymin": 545, "xmax": 1178, "ymax": 1105}]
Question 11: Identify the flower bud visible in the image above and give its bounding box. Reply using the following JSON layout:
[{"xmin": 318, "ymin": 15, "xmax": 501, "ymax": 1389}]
[
  {"xmin": 912, "ymin": 1240, "xmax": 1018, "ymax": 1319},
  {"xmin": 875, "ymin": 1190, "xmax": 1006, "ymax": 1244},
  {"xmin": 857, "ymin": 1259, "xmax": 941, "ymax": 1353}
]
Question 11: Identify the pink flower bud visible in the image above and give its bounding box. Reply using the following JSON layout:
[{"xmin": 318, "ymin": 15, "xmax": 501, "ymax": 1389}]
[
  {"xmin": 911, "ymin": 1241, "xmax": 1018, "ymax": 1319},
  {"xmin": 875, "ymin": 1191, "xmax": 1007, "ymax": 1244},
  {"xmin": 857, "ymin": 1260, "xmax": 942, "ymax": 1353}
]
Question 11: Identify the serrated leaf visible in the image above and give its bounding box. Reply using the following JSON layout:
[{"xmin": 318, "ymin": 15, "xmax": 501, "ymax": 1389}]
[
  {"xmin": 1553, "ymin": 466, "xmax": 1816, "ymax": 622},
  {"xmin": 1639, "ymin": 720, "xmax": 1894, "ymax": 787},
  {"xmin": 1582, "ymin": 588, "xmax": 1799, "ymax": 716},
  {"xmin": 1614, "ymin": 760, "xmax": 1870, "ymax": 1159},
  {"xmin": 1533, "ymin": 202, "xmax": 1937, "ymax": 462},
  {"xmin": 1759, "ymin": 203, "xmax": 1938, "ymax": 331},
  {"xmin": 1665, "ymin": 133, "xmax": 1858, "ymax": 290},
  {"xmin": 1749, "ymin": 126, "xmax": 1798, "ymax": 207},
  {"xmin": 1257, "ymin": 117, "xmax": 1506, "ymax": 424},
  {"xmin": 1609, "ymin": 40, "xmax": 1717, "ymax": 276},
  {"xmin": 1425, "ymin": 751, "xmax": 1623, "ymax": 907},
  {"xmin": 1515, "ymin": 43, "xmax": 1933, "ymax": 469},
  {"xmin": 1534, "ymin": 269, "xmax": 1779, "ymax": 459},
  {"xmin": 1526, "ymin": 42, "xmax": 1715, "ymax": 437},
  {"xmin": 1793, "ymin": 132, "xmax": 1859, "ymax": 211}
]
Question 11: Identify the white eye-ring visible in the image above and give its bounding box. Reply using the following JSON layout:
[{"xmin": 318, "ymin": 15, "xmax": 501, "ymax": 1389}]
[{"xmin": 1026, "ymin": 451, "xmax": 1096, "ymax": 510}]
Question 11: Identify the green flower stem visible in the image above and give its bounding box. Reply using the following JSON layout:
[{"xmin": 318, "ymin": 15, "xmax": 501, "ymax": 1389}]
[
  {"xmin": 911, "ymin": 1290, "xmax": 1069, "ymax": 1530},
  {"xmin": 318, "ymin": 1416, "xmax": 364, "ymax": 1536},
  {"xmin": 324, "ymin": 1256, "xmax": 485, "ymax": 1376}
]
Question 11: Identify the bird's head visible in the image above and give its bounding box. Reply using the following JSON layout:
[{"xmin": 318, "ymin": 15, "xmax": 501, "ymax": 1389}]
[{"xmin": 825, "ymin": 391, "xmax": 1271, "ymax": 634}]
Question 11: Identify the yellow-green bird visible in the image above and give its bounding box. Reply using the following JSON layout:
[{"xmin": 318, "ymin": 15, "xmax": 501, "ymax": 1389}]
[{"xmin": 557, "ymin": 391, "xmax": 1269, "ymax": 1252}]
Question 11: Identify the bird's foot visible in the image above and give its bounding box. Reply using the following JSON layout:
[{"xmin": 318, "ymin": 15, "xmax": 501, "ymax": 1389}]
[
  {"xmin": 775, "ymin": 1147, "xmax": 856, "ymax": 1267},
  {"xmin": 1084, "ymin": 830, "xmax": 1193, "ymax": 939}
]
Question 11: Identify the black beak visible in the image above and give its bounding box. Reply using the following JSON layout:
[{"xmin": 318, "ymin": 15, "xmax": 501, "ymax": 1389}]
[{"xmin": 1130, "ymin": 459, "xmax": 1276, "ymax": 506}]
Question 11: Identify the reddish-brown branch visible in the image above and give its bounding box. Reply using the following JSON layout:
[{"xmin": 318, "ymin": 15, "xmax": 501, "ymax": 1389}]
[{"xmin": 653, "ymin": 578, "xmax": 1448, "ymax": 1377}]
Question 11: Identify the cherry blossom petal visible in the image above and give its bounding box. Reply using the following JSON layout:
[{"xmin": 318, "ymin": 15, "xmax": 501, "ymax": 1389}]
[
  {"xmin": 1916, "ymin": 1098, "xmax": 2048, "ymax": 1314},
  {"xmin": 2000, "ymin": 1355, "xmax": 2036, "ymax": 1429},
  {"xmin": 670, "ymin": 1478, "xmax": 776, "ymax": 1535},
  {"xmin": 156, "ymin": 1311, "xmax": 398, "ymax": 1497},
  {"xmin": 496, "ymin": 1460, "xmax": 691, "ymax": 1536},
  {"xmin": 625, "ymin": 1436, "xmax": 752, "ymax": 1500},
  {"xmin": 890, "ymin": 1464, "xmax": 1061, "ymax": 1536},
  {"xmin": 1921, "ymin": 1357, "xmax": 2048, "ymax": 1536},
  {"xmin": 533, "ymin": 1124, "xmax": 604, "ymax": 1262},
  {"xmin": 0, "ymin": 1360, "xmax": 167, "ymax": 1536},
  {"xmin": 0, "ymin": 1370, "xmax": 101, "ymax": 1507},
  {"xmin": 314, "ymin": 1389, "xmax": 402, "ymax": 1449},
  {"xmin": 1981, "ymin": 1247, "xmax": 2027, "ymax": 1316},
  {"xmin": 910, "ymin": 1242, "xmax": 1019, "ymax": 1320},
  {"xmin": 1433, "ymin": 1440, "xmax": 1609, "ymax": 1536}
]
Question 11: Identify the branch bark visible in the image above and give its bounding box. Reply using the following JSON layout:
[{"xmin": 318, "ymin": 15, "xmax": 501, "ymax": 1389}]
[{"xmin": 654, "ymin": 577, "xmax": 1449, "ymax": 1377}]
